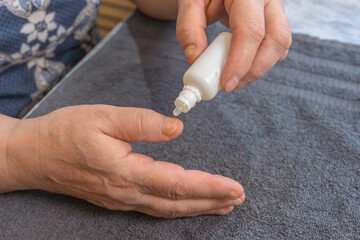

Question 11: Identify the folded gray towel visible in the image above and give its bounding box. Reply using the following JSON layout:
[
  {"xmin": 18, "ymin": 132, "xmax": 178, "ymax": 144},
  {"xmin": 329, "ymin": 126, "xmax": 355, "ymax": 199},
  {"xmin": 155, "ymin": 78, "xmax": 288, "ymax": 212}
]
[{"xmin": 1, "ymin": 11, "xmax": 359, "ymax": 240}]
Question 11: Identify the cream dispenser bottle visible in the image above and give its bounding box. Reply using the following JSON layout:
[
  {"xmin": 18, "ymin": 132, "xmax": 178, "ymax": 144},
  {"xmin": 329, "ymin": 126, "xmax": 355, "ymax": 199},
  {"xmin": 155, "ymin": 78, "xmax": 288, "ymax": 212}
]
[{"xmin": 173, "ymin": 32, "xmax": 232, "ymax": 116}]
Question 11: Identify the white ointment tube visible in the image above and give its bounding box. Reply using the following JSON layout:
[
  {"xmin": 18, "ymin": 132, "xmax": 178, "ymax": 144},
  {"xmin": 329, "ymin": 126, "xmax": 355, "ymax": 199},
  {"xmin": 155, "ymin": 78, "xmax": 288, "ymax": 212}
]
[{"xmin": 173, "ymin": 32, "xmax": 232, "ymax": 116}]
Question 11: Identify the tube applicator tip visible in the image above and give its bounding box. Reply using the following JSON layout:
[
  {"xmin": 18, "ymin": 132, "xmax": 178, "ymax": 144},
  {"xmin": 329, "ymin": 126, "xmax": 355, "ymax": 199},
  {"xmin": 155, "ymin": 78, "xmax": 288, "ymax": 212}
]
[{"xmin": 173, "ymin": 106, "xmax": 183, "ymax": 116}]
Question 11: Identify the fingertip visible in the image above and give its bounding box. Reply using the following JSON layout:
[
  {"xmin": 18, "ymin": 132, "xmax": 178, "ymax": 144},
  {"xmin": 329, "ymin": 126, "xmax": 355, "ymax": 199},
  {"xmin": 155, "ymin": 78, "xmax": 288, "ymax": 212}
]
[
  {"xmin": 220, "ymin": 72, "xmax": 231, "ymax": 92},
  {"xmin": 221, "ymin": 65, "xmax": 240, "ymax": 92},
  {"xmin": 176, "ymin": 0, "xmax": 208, "ymax": 64},
  {"xmin": 224, "ymin": 76, "xmax": 241, "ymax": 92},
  {"xmin": 162, "ymin": 117, "xmax": 184, "ymax": 139},
  {"xmin": 184, "ymin": 44, "xmax": 207, "ymax": 64},
  {"xmin": 221, "ymin": 78, "xmax": 228, "ymax": 92},
  {"xmin": 217, "ymin": 205, "xmax": 234, "ymax": 215},
  {"xmin": 214, "ymin": 175, "xmax": 244, "ymax": 200},
  {"xmin": 225, "ymin": 205, "xmax": 235, "ymax": 213},
  {"xmin": 232, "ymin": 192, "xmax": 246, "ymax": 206},
  {"xmin": 231, "ymin": 182, "xmax": 245, "ymax": 200},
  {"xmin": 235, "ymin": 184, "xmax": 245, "ymax": 199},
  {"xmin": 174, "ymin": 118, "xmax": 184, "ymax": 136},
  {"xmin": 184, "ymin": 44, "xmax": 197, "ymax": 64},
  {"xmin": 226, "ymin": 185, "xmax": 244, "ymax": 200}
]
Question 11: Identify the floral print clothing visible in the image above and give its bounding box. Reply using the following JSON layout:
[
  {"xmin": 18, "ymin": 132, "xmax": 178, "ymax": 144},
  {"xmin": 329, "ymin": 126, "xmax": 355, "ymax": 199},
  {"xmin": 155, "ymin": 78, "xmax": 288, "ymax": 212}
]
[{"xmin": 0, "ymin": 0, "xmax": 102, "ymax": 117}]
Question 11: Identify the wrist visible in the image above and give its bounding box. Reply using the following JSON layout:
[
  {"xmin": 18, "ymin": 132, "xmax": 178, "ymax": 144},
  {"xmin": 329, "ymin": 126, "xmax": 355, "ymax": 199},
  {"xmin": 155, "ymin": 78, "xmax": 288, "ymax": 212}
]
[
  {"xmin": 0, "ymin": 115, "xmax": 45, "ymax": 192},
  {"xmin": 0, "ymin": 114, "xmax": 20, "ymax": 193}
]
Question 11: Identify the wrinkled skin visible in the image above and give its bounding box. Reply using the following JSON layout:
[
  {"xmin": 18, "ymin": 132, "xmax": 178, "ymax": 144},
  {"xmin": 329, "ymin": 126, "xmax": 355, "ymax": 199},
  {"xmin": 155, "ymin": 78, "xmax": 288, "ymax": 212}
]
[
  {"xmin": 1, "ymin": 106, "xmax": 244, "ymax": 218},
  {"xmin": 134, "ymin": 0, "xmax": 292, "ymax": 91},
  {"xmin": 176, "ymin": 0, "xmax": 292, "ymax": 91}
]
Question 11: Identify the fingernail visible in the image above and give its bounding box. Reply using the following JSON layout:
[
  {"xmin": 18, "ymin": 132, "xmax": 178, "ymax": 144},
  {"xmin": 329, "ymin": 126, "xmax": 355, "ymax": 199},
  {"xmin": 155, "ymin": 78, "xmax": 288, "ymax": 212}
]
[
  {"xmin": 218, "ymin": 206, "xmax": 234, "ymax": 215},
  {"xmin": 162, "ymin": 118, "xmax": 179, "ymax": 136},
  {"xmin": 227, "ymin": 190, "xmax": 240, "ymax": 200},
  {"xmin": 218, "ymin": 208, "xmax": 228, "ymax": 215},
  {"xmin": 225, "ymin": 76, "xmax": 240, "ymax": 92},
  {"xmin": 184, "ymin": 44, "xmax": 196, "ymax": 58}
]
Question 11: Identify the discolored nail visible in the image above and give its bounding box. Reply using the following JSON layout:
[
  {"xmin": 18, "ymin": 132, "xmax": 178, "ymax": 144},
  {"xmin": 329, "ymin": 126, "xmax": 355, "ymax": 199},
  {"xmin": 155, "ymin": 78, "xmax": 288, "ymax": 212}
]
[
  {"xmin": 218, "ymin": 206, "xmax": 234, "ymax": 215},
  {"xmin": 218, "ymin": 208, "xmax": 228, "ymax": 215},
  {"xmin": 225, "ymin": 76, "xmax": 240, "ymax": 92},
  {"xmin": 162, "ymin": 118, "xmax": 179, "ymax": 136},
  {"xmin": 184, "ymin": 44, "xmax": 196, "ymax": 58},
  {"xmin": 227, "ymin": 190, "xmax": 240, "ymax": 200}
]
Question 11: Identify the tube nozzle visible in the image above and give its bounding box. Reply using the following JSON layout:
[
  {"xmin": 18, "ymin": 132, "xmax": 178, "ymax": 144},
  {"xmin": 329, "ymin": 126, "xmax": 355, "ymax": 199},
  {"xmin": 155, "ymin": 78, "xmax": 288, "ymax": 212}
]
[{"xmin": 173, "ymin": 106, "xmax": 183, "ymax": 116}]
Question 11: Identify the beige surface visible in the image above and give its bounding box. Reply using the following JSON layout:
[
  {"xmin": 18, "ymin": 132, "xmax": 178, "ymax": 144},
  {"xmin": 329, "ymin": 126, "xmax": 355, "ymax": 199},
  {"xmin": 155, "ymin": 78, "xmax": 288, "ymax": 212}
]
[{"xmin": 98, "ymin": 0, "xmax": 136, "ymax": 38}]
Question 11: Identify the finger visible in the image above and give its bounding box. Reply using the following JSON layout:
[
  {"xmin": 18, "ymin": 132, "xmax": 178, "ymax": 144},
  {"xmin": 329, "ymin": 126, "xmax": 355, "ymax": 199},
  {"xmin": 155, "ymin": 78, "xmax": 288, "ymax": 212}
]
[
  {"xmin": 221, "ymin": 0, "xmax": 266, "ymax": 92},
  {"xmin": 137, "ymin": 204, "xmax": 235, "ymax": 218},
  {"xmin": 182, "ymin": 205, "xmax": 235, "ymax": 218},
  {"xmin": 176, "ymin": 0, "xmax": 208, "ymax": 64},
  {"xmin": 187, "ymin": 205, "xmax": 235, "ymax": 217},
  {"xmin": 206, "ymin": 0, "xmax": 226, "ymax": 25},
  {"xmin": 134, "ymin": 192, "xmax": 244, "ymax": 218},
  {"xmin": 235, "ymin": 0, "xmax": 292, "ymax": 90},
  {"xmin": 130, "ymin": 154, "xmax": 244, "ymax": 200},
  {"xmin": 99, "ymin": 107, "xmax": 183, "ymax": 143}
]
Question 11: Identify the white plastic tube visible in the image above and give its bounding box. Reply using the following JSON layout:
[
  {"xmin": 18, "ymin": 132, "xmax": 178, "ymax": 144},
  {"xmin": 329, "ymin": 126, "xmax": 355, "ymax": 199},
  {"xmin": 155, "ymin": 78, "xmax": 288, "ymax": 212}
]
[{"xmin": 173, "ymin": 32, "xmax": 232, "ymax": 116}]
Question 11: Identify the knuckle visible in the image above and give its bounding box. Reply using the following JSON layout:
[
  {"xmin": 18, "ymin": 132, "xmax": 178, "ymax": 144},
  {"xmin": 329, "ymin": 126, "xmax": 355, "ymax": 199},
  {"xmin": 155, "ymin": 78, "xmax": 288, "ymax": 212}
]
[
  {"xmin": 134, "ymin": 109, "xmax": 153, "ymax": 134},
  {"xmin": 250, "ymin": 28, "xmax": 265, "ymax": 42},
  {"xmin": 210, "ymin": 200, "xmax": 223, "ymax": 210},
  {"xmin": 121, "ymin": 190, "xmax": 142, "ymax": 205},
  {"xmin": 69, "ymin": 107, "xmax": 109, "ymax": 139},
  {"xmin": 69, "ymin": 121, "xmax": 92, "ymax": 144},
  {"xmin": 237, "ymin": 20, "xmax": 265, "ymax": 42},
  {"xmin": 84, "ymin": 105, "xmax": 113, "ymax": 128},
  {"xmin": 169, "ymin": 178, "xmax": 187, "ymax": 199},
  {"xmin": 179, "ymin": 0, "xmax": 203, "ymax": 13},
  {"xmin": 98, "ymin": 189, "xmax": 138, "ymax": 211},
  {"xmin": 275, "ymin": 29, "xmax": 292, "ymax": 51},
  {"xmin": 250, "ymin": 67, "xmax": 266, "ymax": 80},
  {"xmin": 105, "ymin": 182, "xmax": 140, "ymax": 205},
  {"xmin": 93, "ymin": 105, "xmax": 112, "ymax": 120},
  {"xmin": 166, "ymin": 205, "xmax": 189, "ymax": 218},
  {"xmin": 270, "ymin": 18, "xmax": 292, "ymax": 52},
  {"xmin": 176, "ymin": 24, "xmax": 192, "ymax": 40},
  {"xmin": 102, "ymin": 201, "xmax": 134, "ymax": 211}
]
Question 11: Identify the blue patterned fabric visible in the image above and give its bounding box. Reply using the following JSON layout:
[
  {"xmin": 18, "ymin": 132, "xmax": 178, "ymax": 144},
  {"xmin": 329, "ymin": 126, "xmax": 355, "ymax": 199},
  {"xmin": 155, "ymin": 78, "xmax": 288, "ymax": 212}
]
[{"xmin": 0, "ymin": 0, "xmax": 102, "ymax": 117}]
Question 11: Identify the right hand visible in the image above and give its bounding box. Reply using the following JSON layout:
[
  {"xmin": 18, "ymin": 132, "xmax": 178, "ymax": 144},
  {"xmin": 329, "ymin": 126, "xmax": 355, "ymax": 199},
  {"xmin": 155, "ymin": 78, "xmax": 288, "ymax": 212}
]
[
  {"xmin": 176, "ymin": 0, "xmax": 292, "ymax": 92},
  {"xmin": 4, "ymin": 105, "xmax": 245, "ymax": 218}
]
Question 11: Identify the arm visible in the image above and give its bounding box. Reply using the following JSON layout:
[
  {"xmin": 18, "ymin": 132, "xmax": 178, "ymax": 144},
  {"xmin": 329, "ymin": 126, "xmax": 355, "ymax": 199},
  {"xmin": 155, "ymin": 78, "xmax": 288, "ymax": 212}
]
[{"xmin": 131, "ymin": 0, "xmax": 178, "ymax": 20}]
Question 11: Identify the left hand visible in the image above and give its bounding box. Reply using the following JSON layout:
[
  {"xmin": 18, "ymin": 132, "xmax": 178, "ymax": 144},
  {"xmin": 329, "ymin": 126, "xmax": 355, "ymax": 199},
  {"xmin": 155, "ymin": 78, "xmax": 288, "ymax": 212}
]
[
  {"xmin": 176, "ymin": 0, "xmax": 292, "ymax": 92},
  {"xmin": 2, "ymin": 105, "xmax": 245, "ymax": 218}
]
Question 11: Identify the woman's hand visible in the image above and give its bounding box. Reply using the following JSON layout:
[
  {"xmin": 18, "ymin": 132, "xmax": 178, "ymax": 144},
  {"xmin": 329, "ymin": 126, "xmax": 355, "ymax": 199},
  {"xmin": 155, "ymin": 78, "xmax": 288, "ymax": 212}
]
[
  {"xmin": 176, "ymin": 0, "xmax": 292, "ymax": 92},
  {"xmin": 2, "ymin": 105, "xmax": 244, "ymax": 218}
]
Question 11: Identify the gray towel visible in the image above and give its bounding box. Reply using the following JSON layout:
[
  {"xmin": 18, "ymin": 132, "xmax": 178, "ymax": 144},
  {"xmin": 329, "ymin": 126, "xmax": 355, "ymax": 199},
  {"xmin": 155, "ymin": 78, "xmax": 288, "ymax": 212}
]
[{"xmin": 1, "ymin": 11, "xmax": 359, "ymax": 239}]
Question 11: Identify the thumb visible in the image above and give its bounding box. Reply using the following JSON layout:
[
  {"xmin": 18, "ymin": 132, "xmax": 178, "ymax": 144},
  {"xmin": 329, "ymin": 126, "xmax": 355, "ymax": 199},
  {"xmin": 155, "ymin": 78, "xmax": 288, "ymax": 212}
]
[
  {"xmin": 100, "ymin": 107, "xmax": 183, "ymax": 143},
  {"xmin": 176, "ymin": 0, "xmax": 208, "ymax": 64}
]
